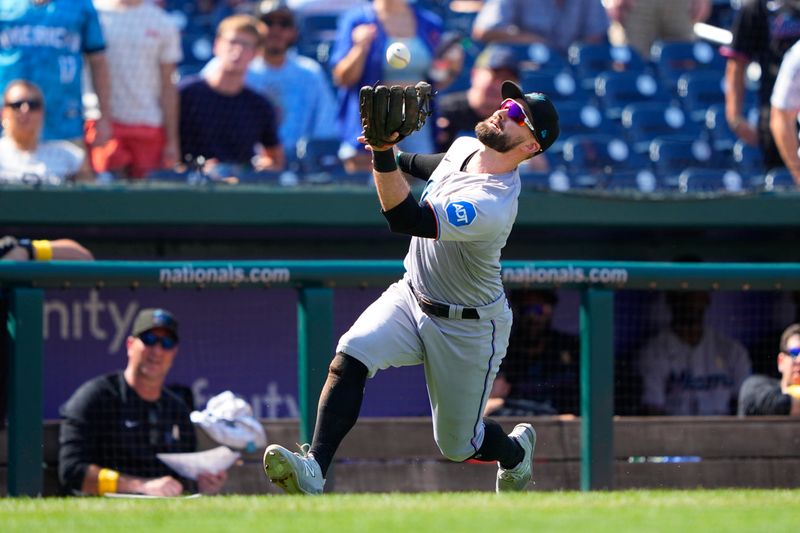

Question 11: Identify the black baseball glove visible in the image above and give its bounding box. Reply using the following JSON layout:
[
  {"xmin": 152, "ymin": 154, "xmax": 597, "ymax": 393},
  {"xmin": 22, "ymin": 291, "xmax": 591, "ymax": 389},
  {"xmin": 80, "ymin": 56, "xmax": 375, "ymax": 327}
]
[{"xmin": 359, "ymin": 82, "xmax": 433, "ymax": 148}]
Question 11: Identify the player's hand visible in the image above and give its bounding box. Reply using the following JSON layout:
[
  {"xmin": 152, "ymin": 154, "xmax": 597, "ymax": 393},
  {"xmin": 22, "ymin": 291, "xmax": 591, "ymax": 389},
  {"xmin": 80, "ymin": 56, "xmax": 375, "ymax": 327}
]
[
  {"xmin": 140, "ymin": 475, "xmax": 183, "ymax": 497},
  {"xmin": 197, "ymin": 470, "xmax": 227, "ymax": 495},
  {"xmin": 357, "ymin": 133, "xmax": 399, "ymax": 152}
]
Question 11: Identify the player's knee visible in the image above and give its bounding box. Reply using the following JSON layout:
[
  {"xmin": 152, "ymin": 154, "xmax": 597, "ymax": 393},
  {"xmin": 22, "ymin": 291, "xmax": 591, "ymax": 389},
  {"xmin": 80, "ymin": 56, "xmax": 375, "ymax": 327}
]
[{"xmin": 435, "ymin": 436, "xmax": 475, "ymax": 462}]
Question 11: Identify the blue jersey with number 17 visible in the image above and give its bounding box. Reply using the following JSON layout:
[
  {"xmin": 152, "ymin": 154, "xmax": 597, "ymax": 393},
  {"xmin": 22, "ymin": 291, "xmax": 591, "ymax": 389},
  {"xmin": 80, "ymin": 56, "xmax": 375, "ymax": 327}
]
[{"xmin": 0, "ymin": 0, "xmax": 105, "ymax": 140}]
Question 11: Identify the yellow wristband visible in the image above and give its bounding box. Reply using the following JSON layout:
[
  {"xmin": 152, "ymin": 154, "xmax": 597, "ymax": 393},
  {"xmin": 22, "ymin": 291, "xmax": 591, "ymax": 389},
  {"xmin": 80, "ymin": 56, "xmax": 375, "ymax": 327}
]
[
  {"xmin": 31, "ymin": 240, "xmax": 52, "ymax": 261},
  {"xmin": 97, "ymin": 468, "xmax": 119, "ymax": 495},
  {"xmin": 786, "ymin": 385, "xmax": 800, "ymax": 399}
]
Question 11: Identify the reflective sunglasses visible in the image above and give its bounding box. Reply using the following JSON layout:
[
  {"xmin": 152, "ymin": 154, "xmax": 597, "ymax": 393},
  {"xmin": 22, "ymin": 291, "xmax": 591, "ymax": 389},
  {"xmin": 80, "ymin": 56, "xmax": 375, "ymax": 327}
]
[
  {"xmin": 499, "ymin": 98, "xmax": 536, "ymax": 135},
  {"xmin": 5, "ymin": 99, "xmax": 43, "ymax": 111},
  {"xmin": 786, "ymin": 346, "xmax": 800, "ymax": 359},
  {"xmin": 139, "ymin": 330, "xmax": 178, "ymax": 350},
  {"xmin": 262, "ymin": 17, "xmax": 294, "ymax": 28}
]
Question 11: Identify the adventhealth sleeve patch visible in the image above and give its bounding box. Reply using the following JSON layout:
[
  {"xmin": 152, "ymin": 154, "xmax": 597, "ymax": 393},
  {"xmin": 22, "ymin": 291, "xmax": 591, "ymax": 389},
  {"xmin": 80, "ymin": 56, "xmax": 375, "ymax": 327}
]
[{"xmin": 445, "ymin": 201, "xmax": 477, "ymax": 226}]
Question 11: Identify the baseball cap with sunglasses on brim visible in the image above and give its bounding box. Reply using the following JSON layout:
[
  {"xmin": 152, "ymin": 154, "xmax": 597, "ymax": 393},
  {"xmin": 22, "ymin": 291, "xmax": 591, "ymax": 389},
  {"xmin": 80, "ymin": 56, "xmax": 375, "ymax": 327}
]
[{"xmin": 501, "ymin": 80, "xmax": 559, "ymax": 154}]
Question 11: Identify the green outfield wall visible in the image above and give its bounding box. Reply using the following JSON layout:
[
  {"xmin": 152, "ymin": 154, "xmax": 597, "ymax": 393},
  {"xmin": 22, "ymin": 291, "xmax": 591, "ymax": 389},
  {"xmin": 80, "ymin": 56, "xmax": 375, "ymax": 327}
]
[{"xmin": 4, "ymin": 260, "xmax": 800, "ymax": 496}]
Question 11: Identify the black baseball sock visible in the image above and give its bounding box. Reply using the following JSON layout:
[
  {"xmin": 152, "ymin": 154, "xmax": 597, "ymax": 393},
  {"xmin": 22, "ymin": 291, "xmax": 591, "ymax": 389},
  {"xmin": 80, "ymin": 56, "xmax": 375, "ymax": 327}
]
[
  {"xmin": 472, "ymin": 418, "xmax": 524, "ymax": 469},
  {"xmin": 309, "ymin": 352, "xmax": 368, "ymax": 477}
]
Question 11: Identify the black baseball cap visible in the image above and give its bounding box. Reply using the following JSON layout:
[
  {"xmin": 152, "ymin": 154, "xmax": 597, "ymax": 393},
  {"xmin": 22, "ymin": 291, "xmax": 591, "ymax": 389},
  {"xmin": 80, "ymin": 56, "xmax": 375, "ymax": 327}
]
[
  {"xmin": 501, "ymin": 80, "xmax": 559, "ymax": 154},
  {"xmin": 474, "ymin": 45, "xmax": 519, "ymax": 76},
  {"xmin": 131, "ymin": 308, "xmax": 179, "ymax": 339}
]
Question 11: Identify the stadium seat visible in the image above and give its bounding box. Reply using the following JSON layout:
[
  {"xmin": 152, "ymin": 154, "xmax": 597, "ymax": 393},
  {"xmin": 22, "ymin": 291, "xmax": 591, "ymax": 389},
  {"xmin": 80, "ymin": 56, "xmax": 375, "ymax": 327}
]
[
  {"xmin": 236, "ymin": 170, "xmax": 299, "ymax": 186},
  {"xmin": 650, "ymin": 40, "xmax": 726, "ymax": 91},
  {"xmin": 704, "ymin": 104, "xmax": 736, "ymax": 152},
  {"xmin": 621, "ymin": 102, "xmax": 700, "ymax": 153},
  {"xmin": 594, "ymin": 71, "xmax": 672, "ymax": 119},
  {"xmin": 676, "ymin": 71, "xmax": 726, "ymax": 122},
  {"xmin": 762, "ymin": 168, "xmax": 797, "ymax": 191},
  {"xmin": 296, "ymin": 138, "xmax": 343, "ymax": 175},
  {"xmin": 602, "ymin": 169, "xmax": 660, "ymax": 193},
  {"xmin": 678, "ymin": 168, "xmax": 745, "ymax": 193},
  {"xmin": 732, "ymin": 140, "xmax": 765, "ymax": 177},
  {"xmin": 520, "ymin": 69, "xmax": 582, "ymax": 102},
  {"xmin": 568, "ymin": 42, "xmax": 646, "ymax": 91},
  {"xmin": 180, "ymin": 31, "xmax": 213, "ymax": 75},
  {"xmin": 649, "ymin": 137, "xmax": 717, "ymax": 184},
  {"xmin": 556, "ymin": 101, "xmax": 621, "ymax": 139},
  {"xmin": 510, "ymin": 43, "xmax": 569, "ymax": 73},
  {"xmin": 562, "ymin": 134, "xmax": 646, "ymax": 176},
  {"xmin": 518, "ymin": 167, "xmax": 572, "ymax": 192}
]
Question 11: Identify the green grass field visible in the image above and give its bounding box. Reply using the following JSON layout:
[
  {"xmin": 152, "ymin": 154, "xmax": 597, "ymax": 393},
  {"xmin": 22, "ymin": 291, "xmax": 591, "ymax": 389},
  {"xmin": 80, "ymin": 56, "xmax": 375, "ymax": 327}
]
[{"xmin": 0, "ymin": 490, "xmax": 796, "ymax": 532}]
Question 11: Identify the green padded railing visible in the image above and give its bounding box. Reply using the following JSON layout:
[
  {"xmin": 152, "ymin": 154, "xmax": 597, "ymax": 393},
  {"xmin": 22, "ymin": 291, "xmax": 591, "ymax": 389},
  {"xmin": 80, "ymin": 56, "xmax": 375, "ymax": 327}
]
[{"xmin": 4, "ymin": 260, "xmax": 800, "ymax": 495}]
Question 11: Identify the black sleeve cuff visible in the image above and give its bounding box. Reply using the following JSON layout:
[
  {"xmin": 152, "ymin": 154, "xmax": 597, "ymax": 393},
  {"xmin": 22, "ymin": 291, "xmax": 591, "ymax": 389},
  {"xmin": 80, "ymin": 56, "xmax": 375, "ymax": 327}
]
[{"xmin": 382, "ymin": 193, "xmax": 437, "ymax": 238}]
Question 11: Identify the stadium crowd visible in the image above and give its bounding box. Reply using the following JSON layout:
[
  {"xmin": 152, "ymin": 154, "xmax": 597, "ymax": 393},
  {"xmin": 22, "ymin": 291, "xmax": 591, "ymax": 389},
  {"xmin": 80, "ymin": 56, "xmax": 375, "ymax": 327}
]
[{"xmin": 0, "ymin": 0, "xmax": 798, "ymax": 189}]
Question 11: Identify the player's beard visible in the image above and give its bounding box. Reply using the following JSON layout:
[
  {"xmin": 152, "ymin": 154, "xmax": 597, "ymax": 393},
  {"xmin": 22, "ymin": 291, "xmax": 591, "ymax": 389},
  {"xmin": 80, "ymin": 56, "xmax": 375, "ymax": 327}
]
[{"xmin": 475, "ymin": 119, "xmax": 522, "ymax": 153}]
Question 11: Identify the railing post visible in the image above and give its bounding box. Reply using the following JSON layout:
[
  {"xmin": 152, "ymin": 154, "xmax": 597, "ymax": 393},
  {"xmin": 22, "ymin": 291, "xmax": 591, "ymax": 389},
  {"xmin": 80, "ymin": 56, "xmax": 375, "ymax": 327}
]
[
  {"xmin": 297, "ymin": 287, "xmax": 333, "ymax": 444},
  {"xmin": 579, "ymin": 287, "xmax": 614, "ymax": 491},
  {"xmin": 7, "ymin": 287, "xmax": 44, "ymax": 497}
]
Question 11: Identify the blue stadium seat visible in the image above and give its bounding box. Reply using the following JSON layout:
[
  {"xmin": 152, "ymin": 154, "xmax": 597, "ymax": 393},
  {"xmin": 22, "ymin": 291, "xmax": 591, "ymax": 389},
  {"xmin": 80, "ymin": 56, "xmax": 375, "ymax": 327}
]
[
  {"xmin": 621, "ymin": 102, "xmax": 700, "ymax": 153},
  {"xmin": 676, "ymin": 71, "xmax": 726, "ymax": 122},
  {"xmin": 649, "ymin": 137, "xmax": 717, "ymax": 184},
  {"xmin": 562, "ymin": 134, "xmax": 646, "ymax": 176},
  {"xmin": 568, "ymin": 43, "xmax": 647, "ymax": 91},
  {"xmin": 678, "ymin": 168, "xmax": 745, "ymax": 193},
  {"xmin": 236, "ymin": 170, "xmax": 298, "ymax": 186},
  {"xmin": 297, "ymin": 138, "xmax": 342, "ymax": 173},
  {"xmin": 556, "ymin": 101, "xmax": 621, "ymax": 139},
  {"xmin": 704, "ymin": 103, "xmax": 736, "ymax": 152},
  {"xmin": 520, "ymin": 69, "xmax": 582, "ymax": 103},
  {"xmin": 602, "ymin": 169, "xmax": 660, "ymax": 193},
  {"xmin": 518, "ymin": 168, "xmax": 572, "ymax": 192},
  {"xmin": 510, "ymin": 43, "xmax": 569, "ymax": 73},
  {"xmin": 732, "ymin": 140, "xmax": 765, "ymax": 177},
  {"xmin": 762, "ymin": 168, "xmax": 797, "ymax": 191},
  {"xmin": 594, "ymin": 71, "xmax": 672, "ymax": 119},
  {"xmin": 180, "ymin": 31, "xmax": 213, "ymax": 75},
  {"xmin": 650, "ymin": 40, "xmax": 725, "ymax": 91}
]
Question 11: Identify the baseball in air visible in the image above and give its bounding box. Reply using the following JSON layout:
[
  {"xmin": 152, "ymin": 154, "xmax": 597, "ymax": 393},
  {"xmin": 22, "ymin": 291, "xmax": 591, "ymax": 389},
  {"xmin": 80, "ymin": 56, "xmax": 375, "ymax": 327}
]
[{"xmin": 386, "ymin": 42, "xmax": 411, "ymax": 69}]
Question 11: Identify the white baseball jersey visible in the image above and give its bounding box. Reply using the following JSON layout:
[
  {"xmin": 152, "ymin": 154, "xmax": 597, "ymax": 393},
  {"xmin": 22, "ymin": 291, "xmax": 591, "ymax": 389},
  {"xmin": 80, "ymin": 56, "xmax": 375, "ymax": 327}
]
[
  {"xmin": 639, "ymin": 328, "xmax": 752, "ymax": 415},
  {"xmin": 771, "ymin": 40, "xmax": 800, "ymax": 156},
  {"xmin": 337, "ymin": 136, "xmax": 520, "ymax": 460},
  {"xmin": 95, "ymin": 1, "xmax": 182, "ymax": 126},
  {"xmin": 407, "ymin": 136, "xmax": 521, "ymax": 307}
]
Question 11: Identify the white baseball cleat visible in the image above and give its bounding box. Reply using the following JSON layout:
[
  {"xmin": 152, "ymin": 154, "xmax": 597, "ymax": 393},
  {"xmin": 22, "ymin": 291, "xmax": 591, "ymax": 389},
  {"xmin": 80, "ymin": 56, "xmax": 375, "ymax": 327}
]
[
  {"xmin": 496, "ymin": 423, "xmax": 536, "ymax": 493},
  {"xmin": 263, "ymin": 443, "xmax": 325, "ymax": 495}
]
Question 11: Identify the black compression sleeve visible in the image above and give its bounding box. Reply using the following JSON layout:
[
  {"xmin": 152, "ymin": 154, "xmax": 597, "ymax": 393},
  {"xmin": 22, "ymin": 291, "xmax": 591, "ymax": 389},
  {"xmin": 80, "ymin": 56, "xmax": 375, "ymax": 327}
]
[
  {"xmin": 382, "ymin": 193, "xmax": 438, "ymax": 238},
  {"xmin": 397, "ymin": 152, "xmax": 446, "ymax": 181}
]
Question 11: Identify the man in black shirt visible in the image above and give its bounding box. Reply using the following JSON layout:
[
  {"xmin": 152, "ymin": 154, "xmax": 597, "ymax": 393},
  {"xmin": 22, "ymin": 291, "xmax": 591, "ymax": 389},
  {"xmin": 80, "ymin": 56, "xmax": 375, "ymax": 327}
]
[
  {"xmin": 721, "ymin": 0, "xmax": 800, "ymax": 171},
  {"xmin": 485, "ymin": 289, "xmax": 580, "ymax": 416},
  {"xmin": 738, "ymin": 323, "xmax": 800, "ymax": 416},
  {"xmin": 58, "ymin": 308, "xmax": 227, "ymax": 496},
  {"xmin": 435, "ymin": 45, "xmax": 521, "ymax": 152}
]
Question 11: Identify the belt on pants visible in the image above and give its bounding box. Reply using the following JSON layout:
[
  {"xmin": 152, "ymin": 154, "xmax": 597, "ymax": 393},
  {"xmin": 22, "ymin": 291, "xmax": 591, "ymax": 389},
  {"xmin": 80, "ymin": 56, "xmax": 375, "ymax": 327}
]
[{"xmin": 408, "ymin": 280, "xmax": 480, "ymax": 320}]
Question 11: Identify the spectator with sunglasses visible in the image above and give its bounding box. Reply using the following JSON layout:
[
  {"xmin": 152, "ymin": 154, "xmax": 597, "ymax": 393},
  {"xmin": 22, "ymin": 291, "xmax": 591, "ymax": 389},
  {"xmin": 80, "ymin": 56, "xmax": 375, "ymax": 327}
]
[
  {"xmin": 202, "ymin": 0, "xmax": 338, "ymax": 156},
  {"xmin": 59, "ymin": 308, "xmax": 228, "ymax": 496},
  {"xmin": 0, "ymin": 80, "xmax": 91, "ymax": 184},
  {"xmin": 485, "ymin": 289, "xmax": 580, "ymax": 416},
  {"xmin": 738, "ymin": 323, "xmax": 800, "ymax": 416}
]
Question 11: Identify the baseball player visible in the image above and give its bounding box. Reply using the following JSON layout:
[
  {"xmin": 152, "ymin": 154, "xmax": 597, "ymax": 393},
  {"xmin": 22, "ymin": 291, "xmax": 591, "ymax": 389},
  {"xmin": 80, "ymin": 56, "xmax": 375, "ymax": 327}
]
[{"xmin": 263, "ymin": 80, "xmax": 560, "ymax": 494}]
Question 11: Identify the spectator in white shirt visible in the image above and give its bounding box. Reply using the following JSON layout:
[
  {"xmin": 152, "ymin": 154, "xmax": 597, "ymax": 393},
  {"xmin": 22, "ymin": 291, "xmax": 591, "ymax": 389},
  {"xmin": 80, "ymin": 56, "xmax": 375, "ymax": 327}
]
[{"xmin": 0, "ymin": 80, "xmax": 89, "ymax": 185}]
